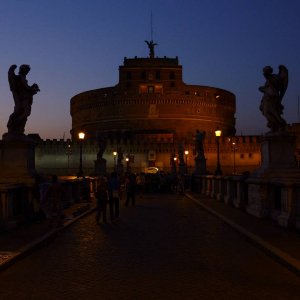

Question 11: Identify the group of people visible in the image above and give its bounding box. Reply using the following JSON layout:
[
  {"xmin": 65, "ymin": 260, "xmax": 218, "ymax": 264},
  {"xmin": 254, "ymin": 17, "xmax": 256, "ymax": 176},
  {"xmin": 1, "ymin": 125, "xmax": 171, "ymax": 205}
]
[
  {"xmin": 35, "ymin": 170, "xmax": 187, "ymax": 227},
  {"xmin": 95, "ymin": 170, "xmax": 190, "ymax": 224},
  {"xmin": 95, "ymin": 171, "xmax": 137, "ymax": 224}
]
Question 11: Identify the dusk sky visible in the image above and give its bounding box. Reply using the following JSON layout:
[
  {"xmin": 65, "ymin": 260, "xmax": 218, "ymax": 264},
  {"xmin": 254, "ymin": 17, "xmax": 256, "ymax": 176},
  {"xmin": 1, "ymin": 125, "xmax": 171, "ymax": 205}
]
[{"xmin": 0, "ymin": 0, "xmax": 300, "ymax": 140}]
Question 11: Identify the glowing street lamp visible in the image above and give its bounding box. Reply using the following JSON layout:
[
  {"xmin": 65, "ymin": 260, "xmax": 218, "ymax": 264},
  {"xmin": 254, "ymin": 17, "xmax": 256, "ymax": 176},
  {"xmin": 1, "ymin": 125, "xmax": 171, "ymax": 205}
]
[
  {"xmin": 214, "ymin": 128, "xmax": 222, "ymax": 176},
  {"xmin": 125, "ymin": 156, "xmax": 130, "ymax": 172},
  {"xmin": 184, "ymin": 150, "xmax": 189, "ymax": 173},
  {"xmin": 77, "ymin": 131, "xmax": 85, "ymax": 178},
  {"xmin": 170, "ymin": 154, "xmax": 177, "ymax": 174}
]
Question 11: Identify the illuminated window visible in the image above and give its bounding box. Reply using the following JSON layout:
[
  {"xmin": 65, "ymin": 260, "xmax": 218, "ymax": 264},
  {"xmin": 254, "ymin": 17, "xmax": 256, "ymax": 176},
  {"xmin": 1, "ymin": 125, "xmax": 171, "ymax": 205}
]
[
  {"xmin": 154, "ymin": 84, "xmax": 163, "ymax": 94},
  {"xmin": 148, "ymin": 86, "xmax": 154, "ymax": 93},
  {"xmin": 139, "ymin": 85, "xmax": 147, "ymax": 94},
  {"xmin": 140, "ymin": 84, "xmax": 162, "ymax": 94}
]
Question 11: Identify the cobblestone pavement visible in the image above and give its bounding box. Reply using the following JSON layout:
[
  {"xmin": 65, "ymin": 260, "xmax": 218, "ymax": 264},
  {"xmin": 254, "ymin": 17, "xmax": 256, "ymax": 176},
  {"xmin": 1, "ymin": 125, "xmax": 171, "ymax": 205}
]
[
  {"xmin": 0, "ymin": 202, "xmax": 94, "ymax": 269},
  {"xmin": 1, "ymin": 194, "xmax": 300, "ymax": 300}
]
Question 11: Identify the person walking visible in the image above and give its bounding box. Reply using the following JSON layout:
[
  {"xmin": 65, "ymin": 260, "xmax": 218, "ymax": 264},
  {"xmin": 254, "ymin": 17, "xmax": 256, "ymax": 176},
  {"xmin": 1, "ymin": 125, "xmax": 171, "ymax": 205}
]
[
  {"xmin": 108, "ymin": 172, "xmax": 121, "ymax": 222},
  {"xmin": 95, "ymin": 176, "xmax": 109, "ymax": 224},
  {"xmin": 125, "ymin": 172, "xmax": 137, "ymax": 207}
]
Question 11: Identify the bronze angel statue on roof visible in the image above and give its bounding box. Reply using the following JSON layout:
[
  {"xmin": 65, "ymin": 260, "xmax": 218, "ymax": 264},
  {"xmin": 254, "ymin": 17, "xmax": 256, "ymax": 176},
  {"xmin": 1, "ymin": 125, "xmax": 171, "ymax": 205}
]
[
  {"xmin": 145, "ymin": 40, "xmax": 157, "ymax": 58},
  {"xmin": 259, "ymin": 65, "xmax": 288, "ymax": 132},
  {"xmin": 6, "ymin": 64, "xmax": 40, "ymax": 137}
]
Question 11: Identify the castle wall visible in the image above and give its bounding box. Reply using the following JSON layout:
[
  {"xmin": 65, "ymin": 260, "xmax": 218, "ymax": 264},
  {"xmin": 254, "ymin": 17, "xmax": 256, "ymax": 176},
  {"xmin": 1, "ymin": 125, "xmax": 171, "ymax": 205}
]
[{"xmin": 35, "ymin": 136, "xmax": 261, "ymax": 176}]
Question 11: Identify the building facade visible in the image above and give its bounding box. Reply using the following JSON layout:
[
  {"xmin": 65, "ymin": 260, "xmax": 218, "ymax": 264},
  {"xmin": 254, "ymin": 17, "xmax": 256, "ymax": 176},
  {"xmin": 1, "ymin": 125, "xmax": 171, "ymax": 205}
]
[
  {"xmin": 71, "ymin": 52, "xmax": 236, "ymax": 143},
  {"xmin": 34, "ymin": 45, "xmax": 299, "ymax": 176}
]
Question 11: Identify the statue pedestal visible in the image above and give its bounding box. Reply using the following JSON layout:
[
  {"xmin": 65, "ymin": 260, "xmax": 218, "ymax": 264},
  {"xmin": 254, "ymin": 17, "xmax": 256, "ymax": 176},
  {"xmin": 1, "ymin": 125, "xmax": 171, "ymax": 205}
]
[
  {"xmin": 252, "ymin": 132, "xmax": 298, "ymax": 177},
  {"xmin": 246, "ymin": 132, "xmax": 300, "ymax": 225},
  {"xmin": 94, "ymin": 158, "xmax": 107, "ymax": 176},
  {"xmin": 0, "ymin": 139, "xmax": 37, "ymax": 184},
  {"xmin": 178, "ymin": 163, "xmax": 185, "ymax": 175},
  {"xmin": 117, "ymin": 163, "xmax": 124, "ymax": 175},
  {"xmin": 194, "ymin": 157, "xmax": 207, "ymax": 175}
]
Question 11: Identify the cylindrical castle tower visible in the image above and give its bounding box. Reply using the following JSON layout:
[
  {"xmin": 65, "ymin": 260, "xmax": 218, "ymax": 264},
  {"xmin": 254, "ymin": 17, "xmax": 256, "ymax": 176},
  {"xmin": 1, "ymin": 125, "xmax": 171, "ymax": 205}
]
[{"xmin": 71, "ymin": 52, "xmax": 236, "ymax": 142}]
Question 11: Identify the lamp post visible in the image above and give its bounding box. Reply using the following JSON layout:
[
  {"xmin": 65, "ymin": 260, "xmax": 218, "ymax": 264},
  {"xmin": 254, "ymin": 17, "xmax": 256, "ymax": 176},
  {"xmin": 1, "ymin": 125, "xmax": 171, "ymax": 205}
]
[
  {"xmin": 113, "ymin": 151, "xmax": 117, "ymax": 171},
  {"xmin": 173, "ymin": 156, "xmax": 177, "ymax": 174},
  {"xmin": 125, "ymin": 156, "xmax": 130, "ymax": 172},
  {"xmin": 215, "ymin": 128, "xmax": 222, "ymax": 175},
  {"xmin": 65, "ymin": 142, "xmax": 72, "ymax": 174},
  {"xmin": 184, "ymin": 150, "xmax": 189, "ymax": 173},
  {"xmin": 77, "ymin": 132, "xmax": 85, "ymax": 178},
  {"xmin": 232, "ymin": 141, "xmax": 236, "ymax": 174}
]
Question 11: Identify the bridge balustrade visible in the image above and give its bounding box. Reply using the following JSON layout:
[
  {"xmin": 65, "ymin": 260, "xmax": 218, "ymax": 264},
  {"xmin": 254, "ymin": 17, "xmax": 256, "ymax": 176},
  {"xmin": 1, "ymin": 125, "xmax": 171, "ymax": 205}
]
[{"xmin": 190, "ymin": 174, "xmax": 300, "ymax": 230}]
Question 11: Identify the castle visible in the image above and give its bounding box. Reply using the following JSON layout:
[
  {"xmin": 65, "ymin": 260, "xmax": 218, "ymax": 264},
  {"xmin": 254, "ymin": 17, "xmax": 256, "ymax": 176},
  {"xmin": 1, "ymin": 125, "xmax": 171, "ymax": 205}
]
[{"xmin": 33, "ymin": 43, "xmax": 299, "ymax": 176}]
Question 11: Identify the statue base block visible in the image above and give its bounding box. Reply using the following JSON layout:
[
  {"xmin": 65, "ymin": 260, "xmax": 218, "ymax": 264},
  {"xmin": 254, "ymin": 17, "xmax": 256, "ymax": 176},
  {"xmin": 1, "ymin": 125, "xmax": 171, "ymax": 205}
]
[
  {"xmin": 251, "ymin": 132, "xmax": 299, "ymax": 181},
  {"xmin": 246, "ymin": 131, "xmax": 300, "ymax": 220},
  {"xmin": 0, "ymin": 139, "xmax": 37, "ymax": 184},
  {"xmin": 194, "ymin": 157, "xmax": 207, "ymax": 175},
  {"xmin": 94, "ymin": 159, "xmax": 107, "ymax": 176}
]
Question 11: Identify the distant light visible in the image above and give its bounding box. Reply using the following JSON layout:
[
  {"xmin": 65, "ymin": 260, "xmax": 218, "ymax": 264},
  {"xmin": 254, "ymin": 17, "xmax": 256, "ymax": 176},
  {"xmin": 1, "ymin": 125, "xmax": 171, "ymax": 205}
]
[
  {"xmin": 78, "ymin": 132, "xmax": 85, "ymax": 140},
  {"xmin": 113, "ymin": 151, "xmax": 117, "ymax": 156},
  {"xmin": 174, "ymin": 157, "xmax": 177, "ymax": 161},
  {"xmin": 125, "ymin": 157, "xmax": 129, "ymax": 162},
  {"xmin": 184, "ymin": 150, "xmax": 189, "ymax": 155},
  {"xmin": 215, "ymin": 129, "xmax": 222, "ymax": 137},
  {"xmin": 215, "ymin": 94, "xmax": 220, "ymax": 99}
]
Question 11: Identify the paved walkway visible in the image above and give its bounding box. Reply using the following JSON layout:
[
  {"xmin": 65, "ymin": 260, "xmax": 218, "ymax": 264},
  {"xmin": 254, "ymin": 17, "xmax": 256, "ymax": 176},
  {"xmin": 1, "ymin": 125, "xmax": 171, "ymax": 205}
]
[
  {"xmin": 186, "ymin": 192, "xmax": 300, "ymax": 275},
  {"xmin": 1, "ymin": 191, "xmax": 300, "ymax": 277},
  {"xmin": 0, "ymin": 199, "xmax": 96, "ymax": 271}
]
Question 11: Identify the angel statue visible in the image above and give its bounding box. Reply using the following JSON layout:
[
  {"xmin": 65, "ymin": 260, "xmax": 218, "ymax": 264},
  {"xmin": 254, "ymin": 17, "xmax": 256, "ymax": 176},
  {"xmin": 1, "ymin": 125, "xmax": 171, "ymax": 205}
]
[
  {"xmin": 5, "ymin": 64, "xmax": 40, "ymax": 138},
  {"xmin": 96, "ymin": 134, "xmax": 107, "ymax": 161},
  {"xmin": 259, "ymin": 65, "xmax": 288, "ymax": 132},
  {"xmin": 145, "ymin": 40, "xmax": 157, "ymax": 58}
]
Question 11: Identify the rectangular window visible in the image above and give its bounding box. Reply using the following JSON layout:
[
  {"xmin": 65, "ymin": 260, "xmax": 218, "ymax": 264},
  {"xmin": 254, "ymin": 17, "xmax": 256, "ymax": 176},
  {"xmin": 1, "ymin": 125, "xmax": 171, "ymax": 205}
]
[
  {"xmin": 139, "ymin": 85, "xmax": 147, "ymax": 94},
  {"xmin": 154, "ymin": 84, "xmax": 163, "ymax": 94},
  {"xmin": 156, "ymin": 71, "xmax": 161, "ymax": 80},
  {"xmin": 148, "ymin": 86, "xmax": 154, "ymax": 94}
]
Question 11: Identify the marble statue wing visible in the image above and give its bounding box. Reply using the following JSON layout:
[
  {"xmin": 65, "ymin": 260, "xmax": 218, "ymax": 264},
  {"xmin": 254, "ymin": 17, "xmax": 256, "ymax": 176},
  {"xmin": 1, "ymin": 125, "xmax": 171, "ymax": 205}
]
[
  {"xmin": 8, "ymin": 65, "xmax": 18, "ymax": 92},
  {"xmin": 278, "ymin": 65, "xmax": 288, "ymax": 102}
]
